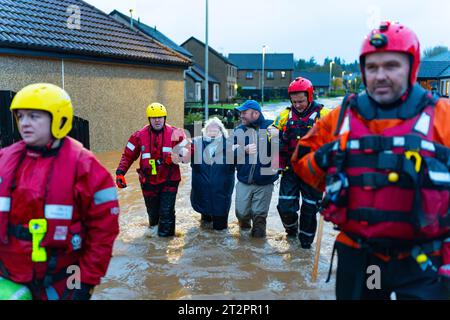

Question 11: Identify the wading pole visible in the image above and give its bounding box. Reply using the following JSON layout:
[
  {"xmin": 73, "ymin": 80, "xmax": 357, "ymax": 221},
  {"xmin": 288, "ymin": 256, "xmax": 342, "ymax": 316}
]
[{"xmin": 311, "ymin": 215, "xmax": 324, "ymax": 282}]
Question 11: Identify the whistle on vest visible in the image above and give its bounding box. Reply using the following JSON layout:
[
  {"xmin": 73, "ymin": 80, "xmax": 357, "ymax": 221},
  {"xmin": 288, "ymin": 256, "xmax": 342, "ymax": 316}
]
[
  {"xmin": 28, "ymin": 219, "xmax": 47, "ymax": 263},
  {"xmin": 149, "ymin": 159, "xmax": 158, "ymax": 175}
]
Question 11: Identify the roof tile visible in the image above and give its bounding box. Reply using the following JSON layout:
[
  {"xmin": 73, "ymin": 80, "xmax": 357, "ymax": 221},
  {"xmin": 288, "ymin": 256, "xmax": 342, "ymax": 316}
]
[
  {"xmin": 228, "ymin": 53, "xmax": 294, "ymax": 70},
  {"xmin": 0, "ymin": 0, "xmax": 190, "ymax": 66}
]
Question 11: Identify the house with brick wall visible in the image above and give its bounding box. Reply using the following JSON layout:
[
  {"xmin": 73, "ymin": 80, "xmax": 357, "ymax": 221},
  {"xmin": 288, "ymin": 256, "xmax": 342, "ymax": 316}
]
[
  {"xmin": 0, "ymin": 0, "xmax": 191, "ymax": 152},
  {"xmin": 229, "ymin": 53, "xmax": 294, "ymax": 100}
]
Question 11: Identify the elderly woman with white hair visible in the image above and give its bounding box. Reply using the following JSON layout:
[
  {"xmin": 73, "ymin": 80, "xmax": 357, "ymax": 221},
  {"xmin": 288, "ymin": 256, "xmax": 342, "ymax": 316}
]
[{"xmin": 190, "ymin": 117, "xmax": 235, "ymax": 230}]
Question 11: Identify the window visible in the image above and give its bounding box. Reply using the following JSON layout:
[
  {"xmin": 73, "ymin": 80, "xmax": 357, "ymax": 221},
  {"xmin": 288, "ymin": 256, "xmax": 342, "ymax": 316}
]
[
  {"xmin": 195, "ymin": 83, "xmax": 202, "ymax": 102},
  {"xmin": 213, "ymin": 84, "xmax": 220, "ymax": 102},
  {"xmin": 267, "ymin": 71, "xmax": 274, "ymax": 80},
  {"xmin": 446, "ymin": 81, "xmax": 449, "ymax": 96},
  {"xmin": 246, "ymin": 72, "xmax": 253, "ymax": 79},
  {"xmin": 229, "ymin": 84, "xmax": 235, "ymax": 97},
  {"xmin": 281, "ymin": 71, "xmax": 286, "ymax": 79}
]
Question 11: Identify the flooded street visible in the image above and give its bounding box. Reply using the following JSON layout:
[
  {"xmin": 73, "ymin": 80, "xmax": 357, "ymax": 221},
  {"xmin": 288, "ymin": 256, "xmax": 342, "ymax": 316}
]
[{"xmin": 93, "ymin": 97, "xmax": 343, "ymax": 300}]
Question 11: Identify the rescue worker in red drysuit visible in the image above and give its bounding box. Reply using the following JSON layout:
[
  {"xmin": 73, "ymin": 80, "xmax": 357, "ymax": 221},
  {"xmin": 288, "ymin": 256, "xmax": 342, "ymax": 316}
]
[
  {"xmin": 0, "ymin": 83, "xmax": 120, "ymax": 300},
  {"xmin": 116, "ymin": 103, "xmax": 188, "ymax": 237},
  {"xmin": 291, "ymin": 21, "xmax": 450, "ymax": 299},
  {"xmin": 271, "ymin": 78, "xmax": 330, "ymax": 248}
]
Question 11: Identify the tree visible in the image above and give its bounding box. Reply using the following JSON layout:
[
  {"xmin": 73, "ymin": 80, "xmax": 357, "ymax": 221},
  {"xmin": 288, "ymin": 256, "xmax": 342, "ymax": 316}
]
[
  {"xmin": 295, "ymin": 57, "xmax": 318, "ymax": 71},
  {"xmin": 295, "ymin": 55, "xmax": 360, "ymax": 74},
  {"xmin": 332, "ymin": 77, "xmax": 343, "ymax": 90},
  {"xmin": 423, "ymin": 46, "xmax": 449, "ymax": 59},
  {"xmin": 236, "ymin": 84, "xmax": 244, "ymax": 98}
]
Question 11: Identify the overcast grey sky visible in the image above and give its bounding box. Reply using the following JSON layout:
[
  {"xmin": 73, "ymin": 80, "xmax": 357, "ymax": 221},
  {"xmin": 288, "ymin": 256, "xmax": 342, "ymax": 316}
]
[{"xmin": 88, "ymin": 0, "xmax": 450, "ymax": 64}]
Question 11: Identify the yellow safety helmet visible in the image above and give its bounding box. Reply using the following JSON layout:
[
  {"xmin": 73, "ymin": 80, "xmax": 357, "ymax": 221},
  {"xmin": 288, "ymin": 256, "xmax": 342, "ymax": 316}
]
[
  {"xmin": 10, "ymin": 83, "xmax": 73, "ymax": 139},
  {"xmin": 146, "ymin": 103, "xmax": 167, "ymax": 118}
]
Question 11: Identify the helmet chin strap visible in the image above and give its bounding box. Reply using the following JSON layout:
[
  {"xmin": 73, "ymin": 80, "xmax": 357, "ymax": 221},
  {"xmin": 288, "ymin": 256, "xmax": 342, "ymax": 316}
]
[{"xmin": 45, "ymin": 138, "xmax": 61, "ymax": 150}]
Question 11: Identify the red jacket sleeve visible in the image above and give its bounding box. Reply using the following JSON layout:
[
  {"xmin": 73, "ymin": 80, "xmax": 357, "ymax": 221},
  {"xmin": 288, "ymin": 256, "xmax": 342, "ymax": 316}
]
[
  {"xmin": 75, "ymin": 150, "xmax": 120, "ymax": 285},
  {"xmin": 116, "ymin": 131, "xmax": 141, "ymax": 175},
  {"xmin": 291, "ymin": 107, "xmax": 341, "ymax": 191}
]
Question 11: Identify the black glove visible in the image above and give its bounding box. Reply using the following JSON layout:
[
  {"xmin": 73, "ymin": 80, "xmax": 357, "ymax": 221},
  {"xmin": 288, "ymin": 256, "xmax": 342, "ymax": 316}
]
[
  {"xmin": 115, "ymin": 170, "xmax": 127, "ymax": 189},
  {"xmin": 71, "ymin": 283, "xmax": 95, "ymax": 300},
  {"xmin": 313, "ymin": 142, "xmax": 336, "ymax": 171}
]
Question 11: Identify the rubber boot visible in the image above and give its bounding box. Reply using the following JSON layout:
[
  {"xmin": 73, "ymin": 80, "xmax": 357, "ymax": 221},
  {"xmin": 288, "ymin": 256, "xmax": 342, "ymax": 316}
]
[
  {"xmin": 238, "ymin": 219, "xmax": 252, "ymax": 230},
  {"xmin": 251, "ymin": 215, "xmax": 267, "ymax": 238},
  {"xmin": 212, "ymin": 215, "xmax": 228, "ymax": 230}
]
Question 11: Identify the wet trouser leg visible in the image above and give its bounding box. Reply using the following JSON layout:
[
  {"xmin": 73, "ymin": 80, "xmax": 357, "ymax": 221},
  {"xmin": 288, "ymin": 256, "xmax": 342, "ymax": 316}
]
[
  {"xmin": 235, "ymin": 181, "xmax": 253, "ymax": 229},
  {"xmin": 335, "ymin": 241, "xmax": 381, "ymax": 300},
  {"xmin": 143, "ymin": 182, "xmax": 178, "ymax": 237},
  {"xmin": 144, "ymin": 196, "xmax": 160, "ymax": 227},
  {"xmin": 250, "ymin": 183, "xmax": 274, "ymax": 238},
  {"xmin": 298, "ymin": 182, "xmax": 322, "ymax": 248},
  {"xmin": 335, "ymin": 241, "xmax": 448, "ymax": 300},
  {"xmin": 158, "ymin": 186, "xmax": 178, "ymax": 237},
  {"xmin": 277, "ymin": 170, "xmax": 301, "ymax": 237}
]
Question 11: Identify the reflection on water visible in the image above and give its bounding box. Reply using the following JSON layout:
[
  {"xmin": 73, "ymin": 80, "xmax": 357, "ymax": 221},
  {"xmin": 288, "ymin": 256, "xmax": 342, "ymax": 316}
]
[{"xmin": 92, "ymin": 98, "xmax": 343, "ymax": 300}]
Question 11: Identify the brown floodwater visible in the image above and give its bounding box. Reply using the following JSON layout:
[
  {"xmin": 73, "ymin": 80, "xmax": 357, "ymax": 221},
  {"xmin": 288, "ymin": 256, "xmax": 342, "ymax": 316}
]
[{"xmin": 91, "ymin": 99, "xmax": 342, "ymax": 300}]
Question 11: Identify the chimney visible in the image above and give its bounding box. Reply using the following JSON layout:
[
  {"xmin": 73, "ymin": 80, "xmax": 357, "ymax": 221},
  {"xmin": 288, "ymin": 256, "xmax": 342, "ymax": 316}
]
[{"xmin": 129, "ymin": 9, "xmax": 134, "ymax": 28}]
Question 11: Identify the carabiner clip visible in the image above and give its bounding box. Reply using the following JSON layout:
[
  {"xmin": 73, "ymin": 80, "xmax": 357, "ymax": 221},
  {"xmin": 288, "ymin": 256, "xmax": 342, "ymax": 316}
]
[{"xmin": 405, "ymin": 151, "xmax": 422, "ymax": 173}]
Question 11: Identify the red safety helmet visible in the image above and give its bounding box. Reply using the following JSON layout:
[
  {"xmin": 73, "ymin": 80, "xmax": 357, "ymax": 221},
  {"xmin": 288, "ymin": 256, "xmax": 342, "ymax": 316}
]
[
  {"xmin": 288, "ymin": 77, "xmax": 314, "ymax": 103},
  {"xmin": 360, "ymin": 21, "xmax": 420, "ymax": 86}
]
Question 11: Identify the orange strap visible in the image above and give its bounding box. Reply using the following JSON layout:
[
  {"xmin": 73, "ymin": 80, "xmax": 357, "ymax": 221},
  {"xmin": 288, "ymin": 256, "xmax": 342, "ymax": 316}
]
[
  {"xmin": 336, "ymin": 232, "xmax": 361, "ymax": 249},
  {"xmin": 339, "ymin": 131, "xmax": 350, "ymax": 151}
]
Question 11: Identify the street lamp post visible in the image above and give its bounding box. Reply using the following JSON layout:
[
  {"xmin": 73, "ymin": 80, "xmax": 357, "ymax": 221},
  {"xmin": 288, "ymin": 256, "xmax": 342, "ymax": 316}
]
[
  {"xmin": 329, "ymin": 61, "xmax": 335, "ymax": 94},
  {"xmin": 204, "ymin": 0, "xmax": 209, "ymax": 120},
  {"xmin": 262, "ymin": 45, "xmax": 266, "ymax": 106},
  {"xmin": 349, "ymin": 73, "xmax": 353, "ymax": 92}
]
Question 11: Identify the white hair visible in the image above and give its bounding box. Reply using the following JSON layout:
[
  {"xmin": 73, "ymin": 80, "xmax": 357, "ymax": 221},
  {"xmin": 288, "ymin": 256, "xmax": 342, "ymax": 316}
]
[{"xmin": 202, "ymin": 117, "xmax": 229, "ymax": 138}]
